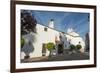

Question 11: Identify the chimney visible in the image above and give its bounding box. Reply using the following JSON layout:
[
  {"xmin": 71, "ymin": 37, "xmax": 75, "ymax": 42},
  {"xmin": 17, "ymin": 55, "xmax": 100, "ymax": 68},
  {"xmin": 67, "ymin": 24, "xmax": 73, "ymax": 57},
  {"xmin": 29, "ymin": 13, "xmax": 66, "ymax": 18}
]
[{"xmin": 49, "ymin": 19, "xmax": 54, "ymax": 28}]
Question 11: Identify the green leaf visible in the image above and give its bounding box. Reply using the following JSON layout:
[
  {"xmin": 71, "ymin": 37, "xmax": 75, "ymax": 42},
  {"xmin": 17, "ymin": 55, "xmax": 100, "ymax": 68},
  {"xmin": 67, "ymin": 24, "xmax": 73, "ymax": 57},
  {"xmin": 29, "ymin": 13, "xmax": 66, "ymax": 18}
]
[
  {"xmin": 46, "ymin": 42, "xmax": 55, "ymax": 51},
  {"xmin": 76, "ymin": 44, "xmax": 82, "ymax": 50}
]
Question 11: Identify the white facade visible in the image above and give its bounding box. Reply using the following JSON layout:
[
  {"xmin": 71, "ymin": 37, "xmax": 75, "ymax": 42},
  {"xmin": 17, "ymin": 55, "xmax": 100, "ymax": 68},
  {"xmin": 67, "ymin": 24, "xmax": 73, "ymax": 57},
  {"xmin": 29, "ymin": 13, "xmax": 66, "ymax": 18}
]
[
  {"xmin": 30, "ymin": 24, "xmax": 60, "ymax": 58},
  {"xmin": 21, "ymin": 20, "xmax": 85, "ymax": 59},
  {"xmin": 66, "ymin": 32, "xmax": 85, "ymax": 53}
]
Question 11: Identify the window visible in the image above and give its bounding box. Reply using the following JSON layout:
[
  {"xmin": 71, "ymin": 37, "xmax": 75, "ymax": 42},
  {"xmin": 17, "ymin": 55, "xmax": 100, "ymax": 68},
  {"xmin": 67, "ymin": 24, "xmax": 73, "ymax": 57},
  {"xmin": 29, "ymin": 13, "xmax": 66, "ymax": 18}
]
[
  {"xmin": 42, "ymin": 43, "xmax": 46, "ymax": 56},
  {"xmin": 79, "ymin": 41, "xmax": 81, "ymax": 44},
  {"xmin": 44, "ymin": 27, "xmax": 47, "ymax": 31}
]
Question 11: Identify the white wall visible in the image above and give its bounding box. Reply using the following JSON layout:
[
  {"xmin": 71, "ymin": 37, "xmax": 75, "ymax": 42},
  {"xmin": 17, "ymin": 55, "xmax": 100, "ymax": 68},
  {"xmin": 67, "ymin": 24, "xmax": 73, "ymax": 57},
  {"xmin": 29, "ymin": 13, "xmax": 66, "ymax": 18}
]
[
  {"xmin": 66, "ymin": 33, "xmax": 85, "ymax": 52},
  {"xmin": 0, "ymin": 0, "xmax": 100, "ymax": 73}
]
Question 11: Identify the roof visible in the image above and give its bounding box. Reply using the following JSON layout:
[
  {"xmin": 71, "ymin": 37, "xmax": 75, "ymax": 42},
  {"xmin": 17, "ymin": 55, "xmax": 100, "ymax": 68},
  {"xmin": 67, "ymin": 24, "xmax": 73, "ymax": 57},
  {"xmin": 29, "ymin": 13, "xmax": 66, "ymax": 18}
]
[{"xmin": 37, "ymin": 23, "xmax": 80, "ymax": 37}]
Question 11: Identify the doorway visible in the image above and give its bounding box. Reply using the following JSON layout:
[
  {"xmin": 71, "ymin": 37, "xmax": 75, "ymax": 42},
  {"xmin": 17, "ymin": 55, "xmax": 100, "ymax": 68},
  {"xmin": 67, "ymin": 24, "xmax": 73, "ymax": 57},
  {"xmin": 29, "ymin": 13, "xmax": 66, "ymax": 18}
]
[{"xmin": 58, "ymin": 44, "xmax": 63, "ymax": 54}]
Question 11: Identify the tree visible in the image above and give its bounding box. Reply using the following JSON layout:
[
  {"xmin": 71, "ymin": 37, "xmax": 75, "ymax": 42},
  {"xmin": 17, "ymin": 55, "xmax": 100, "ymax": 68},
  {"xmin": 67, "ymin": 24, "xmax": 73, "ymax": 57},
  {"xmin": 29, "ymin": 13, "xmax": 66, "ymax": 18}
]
[
  {"xmin": 85, "ymin": 33, "xmax": 89, "ymax": 52},
  {"xmin": 46, "ymin": 42, "xmax": 55, "ymax": 57},
  {"xmin": 21, "ymin": 10, "xmax": 37, "ymax": 35},
  {"xmin": 69, "ymin": 44, "xmax": 76, "ymax": 51},
  {"xmin": 21, "ymin": 10, "xmax": 37, "ymax": 59},
  {"xmin": 21, "ymin": 38, "xmax": 25, "ymax": 48},
  {"xmin": 21, "ymin": 41, "xmax": 34, "ymax": 59},
  {"xmin": 76, "ymin": 44, "xmax": 82, "ymax": 51}
]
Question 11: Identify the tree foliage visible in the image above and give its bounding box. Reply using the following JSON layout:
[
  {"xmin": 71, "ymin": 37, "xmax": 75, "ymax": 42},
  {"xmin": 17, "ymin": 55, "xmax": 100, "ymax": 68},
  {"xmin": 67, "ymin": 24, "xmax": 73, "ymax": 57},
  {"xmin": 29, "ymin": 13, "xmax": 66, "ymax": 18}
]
[
  {"xmin": 21, "ymin": 38, "xmax": 25, "ymax": 48},
  {"xmin": 69, "ymin": 44, "xmax": 76, "ymax": 51},
  {"xmin": 21, "ymin": 10, "xmax": 37, "ymax": 35},
  {"xmin": 46, "ymin": 42, "xmax": 55, "ymax": 51},
  {"xmin": 76, "ymin": 44, "xmax": 82, "ymax": 50},
  {"xmin": 46, "ymin": 42, "xmax": 55, "ymax": 56}
]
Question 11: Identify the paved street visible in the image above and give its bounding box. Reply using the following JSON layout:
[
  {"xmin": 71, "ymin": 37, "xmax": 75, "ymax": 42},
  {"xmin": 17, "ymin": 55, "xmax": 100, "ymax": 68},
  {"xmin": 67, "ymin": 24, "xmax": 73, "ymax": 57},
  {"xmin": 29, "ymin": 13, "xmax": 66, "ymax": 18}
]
[
  {"xmin": 47, "ymin": 53, "xmax": 89, "ymax": 61},
  {"xmin": 21, "ymin": 52, "xmax": 89, "ymax": 63}
]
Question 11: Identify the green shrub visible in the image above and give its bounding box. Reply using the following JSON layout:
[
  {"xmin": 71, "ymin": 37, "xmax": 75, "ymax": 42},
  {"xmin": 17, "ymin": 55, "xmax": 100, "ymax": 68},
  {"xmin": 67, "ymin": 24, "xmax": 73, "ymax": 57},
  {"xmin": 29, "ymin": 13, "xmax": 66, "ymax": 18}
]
[
  {"xmin": 46, "ymin": 42, "xmax": 55, "ymax": 51},
  {"xmin": 76, "ymin": 44, "xmax": 82, "ymax": 50},
  {"xmin": 46, "ymin": 42, "xmax": 55, "ymax": 56},
  {"xmin": 69, "ymin": 44, "xmax": 76, "ymax": 51}
]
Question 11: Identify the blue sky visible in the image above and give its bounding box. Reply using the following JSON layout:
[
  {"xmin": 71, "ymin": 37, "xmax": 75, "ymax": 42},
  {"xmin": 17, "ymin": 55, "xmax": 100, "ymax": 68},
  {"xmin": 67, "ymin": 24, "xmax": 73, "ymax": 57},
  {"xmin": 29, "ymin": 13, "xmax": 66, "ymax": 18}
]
[{"xmin": 22, "ymin": 10, "xmax": 89, "ymax": 38}]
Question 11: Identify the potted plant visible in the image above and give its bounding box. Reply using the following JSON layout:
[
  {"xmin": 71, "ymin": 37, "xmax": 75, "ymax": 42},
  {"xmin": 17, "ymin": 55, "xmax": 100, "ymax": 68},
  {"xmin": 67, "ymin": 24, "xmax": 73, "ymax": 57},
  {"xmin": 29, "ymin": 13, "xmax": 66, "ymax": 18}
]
[
  {"xmin": 69, "ymin": 44, "xmax": 76, "ymax": 54},
  {"xmin": 46, "ymin": 42, "xmax": 55, "ymax": 57},
  {"xmin": 76, "ymin": 44, "xmax": 82, "ymax": 52}
]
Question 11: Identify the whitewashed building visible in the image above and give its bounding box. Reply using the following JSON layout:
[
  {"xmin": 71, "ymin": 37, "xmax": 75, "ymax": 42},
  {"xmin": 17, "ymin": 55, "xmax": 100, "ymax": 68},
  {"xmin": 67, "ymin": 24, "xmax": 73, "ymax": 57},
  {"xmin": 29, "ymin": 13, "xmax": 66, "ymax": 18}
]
[{"xmin": 21, "ymin": 19, "xmax": 85, "ymax": 59}]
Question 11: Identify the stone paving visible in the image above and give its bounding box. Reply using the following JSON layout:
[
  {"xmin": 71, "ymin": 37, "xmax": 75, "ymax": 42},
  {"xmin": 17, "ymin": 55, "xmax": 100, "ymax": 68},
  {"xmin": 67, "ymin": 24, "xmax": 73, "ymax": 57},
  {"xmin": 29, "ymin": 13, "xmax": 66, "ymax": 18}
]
[{"xmin": 21, "ymin": 52, "xmax": 89, "ymax": 63}]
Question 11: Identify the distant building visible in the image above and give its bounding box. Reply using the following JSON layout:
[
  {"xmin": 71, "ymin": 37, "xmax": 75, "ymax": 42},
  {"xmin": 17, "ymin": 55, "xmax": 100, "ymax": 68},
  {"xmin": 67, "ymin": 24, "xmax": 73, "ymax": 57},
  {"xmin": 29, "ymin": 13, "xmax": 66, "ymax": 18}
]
[{"xmin": 21, "ymin": 19, "xmax": 85, "ymax": 59}]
